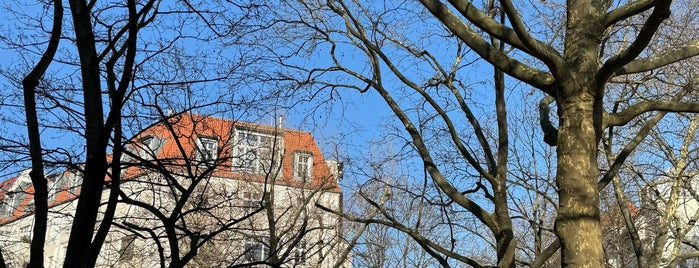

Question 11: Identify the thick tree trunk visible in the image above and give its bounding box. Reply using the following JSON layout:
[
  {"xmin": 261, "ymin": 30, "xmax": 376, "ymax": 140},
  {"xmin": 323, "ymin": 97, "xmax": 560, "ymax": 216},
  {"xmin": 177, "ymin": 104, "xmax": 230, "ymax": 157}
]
[
  {"xmin": 555, "ymin": 94, "xmax": 604, "ymax": 267},
  {"xmin": 64, "ymin": 0, "xmax": 107, "ymax": 267},
  {"xmin": 555, "ymin": 0, "xmax": 608, "ymax": 266}
]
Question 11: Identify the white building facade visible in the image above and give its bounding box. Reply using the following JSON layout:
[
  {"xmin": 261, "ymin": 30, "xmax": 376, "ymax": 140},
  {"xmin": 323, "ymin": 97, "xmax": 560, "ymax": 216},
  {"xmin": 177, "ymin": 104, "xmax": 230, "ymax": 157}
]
[{"xmin": 0, "ymin": 114, "xmax": 348, "ymax": 268}]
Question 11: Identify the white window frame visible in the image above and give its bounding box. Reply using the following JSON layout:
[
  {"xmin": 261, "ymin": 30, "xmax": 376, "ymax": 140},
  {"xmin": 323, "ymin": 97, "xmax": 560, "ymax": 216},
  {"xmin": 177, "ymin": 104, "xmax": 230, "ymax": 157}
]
[
  {"xmin": 244, "ymin": 236, "xmax": 270, "ymax": 262},
  {"xmin": 196, "ymin": 136, "xmax": 219, "ymax": 162},
  {"xmin": 293, "ymin": 152, "xmax": 313, "ymax": 181},
  {"xmin": 233, "ymin": 130, "xmax": 280, "ymax": 175}
]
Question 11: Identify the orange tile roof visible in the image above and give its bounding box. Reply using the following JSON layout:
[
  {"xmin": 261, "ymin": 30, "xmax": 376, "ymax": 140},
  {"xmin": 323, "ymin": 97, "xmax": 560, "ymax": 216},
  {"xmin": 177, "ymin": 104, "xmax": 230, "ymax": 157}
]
[
  {"xmin": 0, "ymin": 114, "xmax": 341, "ymax": 224},
  {"xmin": 600, "ymin": 200, "xmax": 640, "ymax": 228}
]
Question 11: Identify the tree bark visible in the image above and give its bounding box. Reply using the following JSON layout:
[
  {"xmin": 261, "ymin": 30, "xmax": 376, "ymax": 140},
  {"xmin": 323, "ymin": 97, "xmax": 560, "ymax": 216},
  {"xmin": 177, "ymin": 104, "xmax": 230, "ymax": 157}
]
[
  {"xmin": 64, "ymin": 0, "xmax": 107, "ymax": 267},
  {"xmin": 555, "ymin": 93, "xmax": 605, "ymax": 267}
]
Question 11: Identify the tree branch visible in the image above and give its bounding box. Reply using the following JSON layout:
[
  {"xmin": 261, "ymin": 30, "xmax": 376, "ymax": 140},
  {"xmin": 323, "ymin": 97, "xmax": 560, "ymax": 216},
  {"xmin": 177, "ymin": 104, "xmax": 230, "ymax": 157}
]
[
  {"xmin": 497, "ymin": 0, "xmax": 565, "ymax": 73},
  {"xmin": 317, "ymin": 203, "xmax": 491, "ymax": 268},
  {"xmin": 604, "ymin": 0, "xmax": 655, "ymax": 28},
  {"xmin": 538, "ymin": 96, "xmax": 558, "ymax": 146},
  {"xmin": 22, "ymin": 1, "xmax": 63, "ymax": 267},
  {"xmin": 607, "ymin": 100, "xmax": 699, "ymax": 127},
  {"xmin": 530, "ymin": 239, "xmax": 560, "ymax": 268},
  {"xmin": 419, "ymin": 0, "xmax": 555, "ymax": 94},
  {"xmin": 598, "ymin": 110, "xmax": 666, "ymax": 190},
  {"xmin": 613, "ymin": 39, "xmax": 699, "ymax": 76},
  {"xmin": 597, "ymin": 1, "xmax": 671, "ymax": 84}
]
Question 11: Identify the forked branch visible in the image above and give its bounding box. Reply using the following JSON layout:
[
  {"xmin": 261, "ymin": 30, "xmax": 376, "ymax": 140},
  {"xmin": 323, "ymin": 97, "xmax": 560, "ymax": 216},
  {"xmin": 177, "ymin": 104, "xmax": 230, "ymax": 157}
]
[
  {"xmin": 604, "ymin": 0, "xmax": 655, "ymax": 28},
  {"xmin": 597, "ymin": 1, "xmax": 671, "ymax": 84},
  {"xmin": 419, "ymin": 0, "xmax": 555, "ymax": 94}
]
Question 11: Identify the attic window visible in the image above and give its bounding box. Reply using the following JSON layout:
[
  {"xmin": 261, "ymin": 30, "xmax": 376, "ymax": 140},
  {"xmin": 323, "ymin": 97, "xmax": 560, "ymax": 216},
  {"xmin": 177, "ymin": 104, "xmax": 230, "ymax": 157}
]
[
  {"xmin": 141, "ymin": 136, "xmax": 153, "ymax": 147},
  {"xmin": 293, "ymin": 152, "xmax": 313, "ymax": 181},
  {"xmin": 196, "ymin": 137, "xmax": 219, "ymax": 162},
  {"xmin": 139, "ymin": 136, "xmax": 156, "ymax": 160},
  {"xmin": 233, "ymin": 130, "xmax": 279, "ymax": 175}
]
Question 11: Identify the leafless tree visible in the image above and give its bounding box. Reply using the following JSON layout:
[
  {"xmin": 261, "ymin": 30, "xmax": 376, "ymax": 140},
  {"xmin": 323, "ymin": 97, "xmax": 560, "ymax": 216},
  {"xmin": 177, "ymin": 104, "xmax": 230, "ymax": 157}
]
[
  {"xmin": 0, "ymin": 0, "xmax": 287, "ymax": 267},
  {"xmin": 256, "ymin": 0, "xmax": 699, "ymax": 267}
]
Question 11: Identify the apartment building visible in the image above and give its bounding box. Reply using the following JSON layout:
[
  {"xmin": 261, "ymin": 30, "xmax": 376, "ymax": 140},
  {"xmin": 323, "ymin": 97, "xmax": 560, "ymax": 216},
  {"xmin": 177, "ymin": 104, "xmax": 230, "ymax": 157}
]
[{"xmin": 0, "ymin": 114, "xmax": 347, "ymax": 267}]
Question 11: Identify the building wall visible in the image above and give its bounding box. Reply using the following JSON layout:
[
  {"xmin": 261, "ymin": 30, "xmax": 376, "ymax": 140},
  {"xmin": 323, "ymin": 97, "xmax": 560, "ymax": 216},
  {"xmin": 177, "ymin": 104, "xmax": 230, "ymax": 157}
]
[{"xmin": 0, "ymin": 115, "xmax": 348, "ymax": 267}]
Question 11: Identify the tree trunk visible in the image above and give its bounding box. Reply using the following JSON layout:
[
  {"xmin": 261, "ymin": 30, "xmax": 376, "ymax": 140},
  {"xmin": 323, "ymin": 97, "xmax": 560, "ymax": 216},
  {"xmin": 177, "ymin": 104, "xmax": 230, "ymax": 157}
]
[
  {"xmin": 494, "ymin": 188, "xmax": 516, "ymax": 268},
  {"xmin": 555, "ymin": 93, "xmax": 605, "ymax": 267},
  {"xmin": 554, "ymin": 1, "xmax": 609, "ymax": 265},
  {"xmin": 63, "ymin": 0, "xmax": 106, "ymax": 267}
]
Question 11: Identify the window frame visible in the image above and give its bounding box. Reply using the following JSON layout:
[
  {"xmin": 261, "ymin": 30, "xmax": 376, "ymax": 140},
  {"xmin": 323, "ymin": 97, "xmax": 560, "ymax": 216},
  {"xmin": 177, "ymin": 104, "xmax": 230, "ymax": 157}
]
[
  {"xmin": 293, "ymin": 240, "xmax": 309, "ymax": 264},
  {"xmin": 196, "ymin": 136, "xmax": 219, "ymax": 162},
  {"xmin": 293, "ymin": 151, "xmax": 313, "ymax": 182},
  {"xmin": 244, "ymin": 236, "xmax": 270, "ymax": 263},
  {"xmin": 139, "ymin": 136, "xmax": 155, "ymax": 160},
  {"xmin": 241, "ymin": 191, "xmax": 262, "ymax": 211},
  {"xmin": 232, "ymin": 130, "xmax": 281, "ymax": 175}
]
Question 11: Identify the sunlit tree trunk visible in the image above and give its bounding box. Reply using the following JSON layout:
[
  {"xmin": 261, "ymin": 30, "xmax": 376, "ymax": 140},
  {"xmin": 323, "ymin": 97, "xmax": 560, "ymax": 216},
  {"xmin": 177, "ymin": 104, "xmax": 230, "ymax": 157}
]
[{"xmin": 555, "ymin": 94, "xmax": 605, "ymax": 267}]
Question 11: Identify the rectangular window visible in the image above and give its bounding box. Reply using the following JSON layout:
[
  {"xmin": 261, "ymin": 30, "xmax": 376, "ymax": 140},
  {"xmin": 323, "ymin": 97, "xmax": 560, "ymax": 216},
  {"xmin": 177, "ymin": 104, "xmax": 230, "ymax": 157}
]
[
  {"xmin": 293, "ymin": 240, "xmax": 308, "ymax": 264},
  {"xmin": 241, "ymin": 191, "xmax": 262, "ymax": 210},
  {"xmin": 23, "ymin": 200, "xmax": 34, "ymax": 213},
  {"xmin": 233, "ymin": 131, "xmax": 279, "ymax": 175},
  {"xmin": 294, "ymin": 152, "xmax": 313, "ymax": 181},
  {"xmin": 1, "ymin": 194, "xmax": 16, "ymax": 217},
  {"xmin": 120, "ymin": 234, "xmax": 137, "ymax": 261},
  {"xmin": 20, "ymin": 225, "xmax": 31, "ymax": 242},
  {"xmin": 244, "ymin": 236, "xmax": 269, "ymax": 262},
  {"xmin": 47, "ymin": 173, "xmax": 65, "ymax": 200},
  {"xmin": 196, "ymin": 137, "xmax": 219, "ymax": 162}
]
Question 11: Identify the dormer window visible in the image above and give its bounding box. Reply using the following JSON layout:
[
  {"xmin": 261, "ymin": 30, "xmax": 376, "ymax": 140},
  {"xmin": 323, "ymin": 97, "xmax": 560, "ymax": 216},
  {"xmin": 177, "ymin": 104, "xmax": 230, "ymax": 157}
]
[
  {"xmin": 139, "ymin": 136, "xmax": 156, "ymax": 160},
  {"xmin": 293, "ymin": 152, "xmax": 313, "ymax": 181},
  {"xmin": 196, "ymin": 136, "xmax": 219, "ymax": 162},
  {"xmin": 233, "ymin": 130, "xmax": 280, "ymax": 175}
]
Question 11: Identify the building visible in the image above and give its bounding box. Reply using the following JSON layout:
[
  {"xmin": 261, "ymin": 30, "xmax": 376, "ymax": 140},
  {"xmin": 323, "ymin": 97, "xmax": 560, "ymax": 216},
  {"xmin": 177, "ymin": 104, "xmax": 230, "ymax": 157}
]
[
  {"xmin": 0, "ymin": 114, "xmax": 348, "ymax": 267},
  {"xmin": 601, "ymin": 176, "xmax": 699, "ymax": 268}
]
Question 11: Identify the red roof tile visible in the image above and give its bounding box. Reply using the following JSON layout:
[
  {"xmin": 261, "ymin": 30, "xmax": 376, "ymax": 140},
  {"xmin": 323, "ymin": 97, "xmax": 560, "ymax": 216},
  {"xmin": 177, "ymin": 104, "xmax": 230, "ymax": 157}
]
[{"xmin": 0, "ymin": 114, "xmax": 341, "ymax": 224}]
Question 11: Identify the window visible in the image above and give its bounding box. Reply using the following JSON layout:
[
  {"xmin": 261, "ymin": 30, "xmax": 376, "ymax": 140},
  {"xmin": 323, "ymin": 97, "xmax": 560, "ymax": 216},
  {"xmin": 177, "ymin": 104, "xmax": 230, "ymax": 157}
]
[
  {"xmin": 241, "ymin": 191, "xmax": 262, "ymax": 210},
  {"xmin": 67, "ymin": 175, "xmax": 82, "ymax": 196},
  {"xmin": 47, "ymin": 173, "xmax": 64, "ymax": 200},
  {"xmin": 244, "ymin": 236, "xmax": 269, "ymax": 262},
  {"xmin": 120, "ymin": 234, "xmax": 137, "ymax": 261},
  {"xmin": 293, "ymin": 240, "xmax": 308, "ymax": 264},
  {"xmin": 196, "ymin": 137, "xmax": 219, "ymax": 162},
  {"xmin": 1, "ymin": 194, "xmax": 16, "ymax": 217},
  {"xmin": 294, "ymin": 152, "xmax": 313, "ymax": 181},
  {"xmin": 23, "ymin": 200, "xmax": 35, "ymax": 213},
  {"xmin": 233, "ymin": 131, "xmax": 279, "ymax": 174},
  {"xmin": 20, "ymin": 225, "xmax": 31, "ymax": 242},
  {"xmin": 139, "ymin": 136, "xmax": 157, "ymax": 160}
]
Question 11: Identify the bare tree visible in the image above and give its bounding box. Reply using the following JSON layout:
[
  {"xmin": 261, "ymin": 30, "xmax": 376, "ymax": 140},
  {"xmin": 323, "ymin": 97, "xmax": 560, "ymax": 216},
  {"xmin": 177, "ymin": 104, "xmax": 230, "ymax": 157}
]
[
  {"xmin": 415, "ymin": 1, "xmax": 699, "ymax": 265},
  {"xmin": 255, "ymin": 0, "xmax": 699, "ymax": 267},
  {"xmin": 103, "ymin": 113, "xmax": 347, "ymax": 268},
  {"xmin": 0, "ymin": 0, "xmax": 287, "ymax": 267},
  {"xmin": 263, "ymin": 1, "xmax": 530, "ymax": 267}
]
